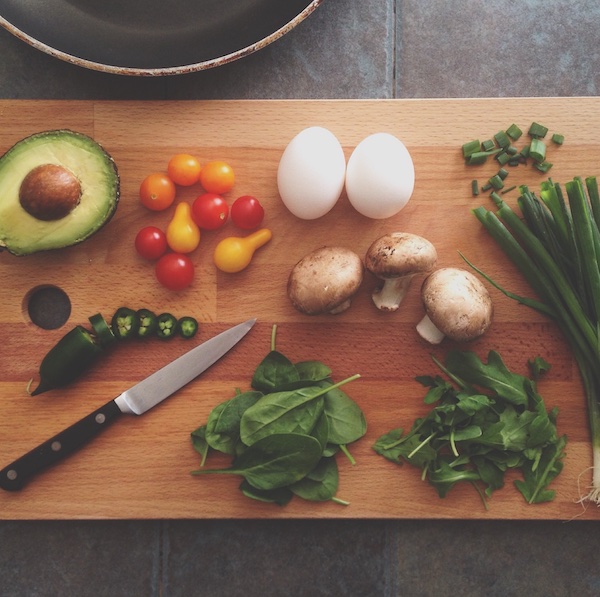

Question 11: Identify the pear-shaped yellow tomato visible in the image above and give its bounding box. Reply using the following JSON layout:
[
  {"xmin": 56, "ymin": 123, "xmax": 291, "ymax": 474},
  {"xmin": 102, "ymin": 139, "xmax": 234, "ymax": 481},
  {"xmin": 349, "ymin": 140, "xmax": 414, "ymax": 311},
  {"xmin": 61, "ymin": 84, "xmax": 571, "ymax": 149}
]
[
  {"xmin": 213, "ymin": 228, "xmax": 272, "ymax": 273},
  {"xmin": 166, "ymin": 202, "xmax": 201, "ymax": 253}
]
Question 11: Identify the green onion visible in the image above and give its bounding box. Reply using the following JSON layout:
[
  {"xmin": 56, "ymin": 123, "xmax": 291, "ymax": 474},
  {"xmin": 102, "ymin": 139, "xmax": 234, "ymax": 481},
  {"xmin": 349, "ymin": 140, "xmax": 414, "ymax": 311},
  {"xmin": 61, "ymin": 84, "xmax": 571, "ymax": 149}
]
[
  {"xmin": 462, "ymin": 139, "xmax": 481, "ymax": 158},
  {"xmin": 506, "ymin": 123, "xmax": 523, "ymax": 140},
  {"xmin": 529, "ymin": 138, "xmax": 546, "ymax": 163},
  {"xmin": 471, "ymin": 179, "xmax": 479, "ymax": 196},
  {"xmin": 494, "ymin": 130, "xmax": 511, "ymax": 148},
  {"xmin": 469, "ymin": 177, "xmax": 600, "ymax": 505},
  {"xmin": 528, "ymin": 122, "xmax": 549, "ymax": 138},
  {"xmin": 552, "ymin": 133, "xmax": 565, "ymax": 145},
  {"xmin": 482, "ymin": 139, "xmax": 496, "ymax": 151}
]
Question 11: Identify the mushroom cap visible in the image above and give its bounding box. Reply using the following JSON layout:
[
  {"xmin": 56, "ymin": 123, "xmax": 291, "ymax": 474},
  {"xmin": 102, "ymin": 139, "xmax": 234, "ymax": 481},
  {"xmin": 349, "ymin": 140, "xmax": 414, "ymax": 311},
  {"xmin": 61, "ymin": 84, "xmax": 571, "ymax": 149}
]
[
  {"xmin": 420, "ymin": 267, "xmax": 493, "ymax": 341},
  {"xmin": 288, "ymin": 246, "xmax": 364, "ymax": 315},
  {"xmin": 365, "ymin": 232, "xmax": 437, "ymax": 279}
]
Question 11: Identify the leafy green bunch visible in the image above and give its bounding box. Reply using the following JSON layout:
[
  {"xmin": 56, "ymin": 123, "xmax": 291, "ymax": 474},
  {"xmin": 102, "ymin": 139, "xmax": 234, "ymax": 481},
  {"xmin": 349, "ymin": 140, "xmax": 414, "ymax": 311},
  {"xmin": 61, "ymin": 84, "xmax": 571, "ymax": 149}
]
[
  {"xmin": 373, "ymin": 350, "xmax": 567, "ymax": 508},
  {"xmin": 190, "ymin": 326, "xmax": 365, "ymax": 506}
]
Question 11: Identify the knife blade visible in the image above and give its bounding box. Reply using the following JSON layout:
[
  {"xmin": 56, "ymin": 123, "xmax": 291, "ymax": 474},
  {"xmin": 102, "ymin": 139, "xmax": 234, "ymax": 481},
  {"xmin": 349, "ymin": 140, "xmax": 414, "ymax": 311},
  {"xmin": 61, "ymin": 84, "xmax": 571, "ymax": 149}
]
[{"xmin": 0, "ymin": 318, "xmax": 256, "ymax": 491}]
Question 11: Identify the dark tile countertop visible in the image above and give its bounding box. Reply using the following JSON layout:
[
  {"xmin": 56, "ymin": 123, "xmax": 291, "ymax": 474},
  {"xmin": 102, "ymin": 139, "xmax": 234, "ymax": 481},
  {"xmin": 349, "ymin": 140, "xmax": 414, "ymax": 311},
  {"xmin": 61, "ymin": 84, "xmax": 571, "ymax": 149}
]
[{"xmin": 1, "ymin": 1, "xmax": 600, "ymax": 595}]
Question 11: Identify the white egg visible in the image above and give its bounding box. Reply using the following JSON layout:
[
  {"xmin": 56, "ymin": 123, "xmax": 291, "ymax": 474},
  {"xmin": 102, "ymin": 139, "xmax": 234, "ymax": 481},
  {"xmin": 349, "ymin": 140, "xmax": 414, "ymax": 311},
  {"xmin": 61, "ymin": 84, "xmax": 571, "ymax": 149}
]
[
  {"xmin": 277, "ymin": 126, "xmax": 346, "ymax": 220},
  {"xmin": 345, "ymin": 132, "xmax": 415, "ymax": 219}
]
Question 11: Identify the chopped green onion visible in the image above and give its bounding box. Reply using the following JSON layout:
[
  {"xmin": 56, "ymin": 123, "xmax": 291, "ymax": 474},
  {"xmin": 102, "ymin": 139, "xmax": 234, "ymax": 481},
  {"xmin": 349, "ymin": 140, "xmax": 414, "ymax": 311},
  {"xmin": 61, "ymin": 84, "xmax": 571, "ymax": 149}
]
[
  {"xmin": 489, "ymin": 174, "xmax": 504, "ymax": 190},
  {"xmin": 528, "ymin": 122, "xmax": 549, "ymax": 138},
  {"xmin": 481, "ymin": 139, "xmax": 496, "ymax": 151},
  {"xmin": 551, "ymin": 133, "xmax": 565, "ymax": 145},
  {"xmin": 462, "ymin": 139, "xmax": 481, "ymax": 158},
  {"xmin": 467, "ymin": 149, "xmax": 501, "ymax": 165},
  {"xmin": 471, "ymin": 179, "xmax": 479, "ymax": 196},
  {"xmin": 529, "ymin": 138, "xmax": 546, "ymax": 163},
  {"xmin": 498, "ymin": 168, "xmax": 509, "ymax": 180},
  {"xmin": 496, "ymin": 151, "xmax": 512, "ymax": 166},
  {"xmin": 534, "ymin": 161, "xmax": 553, "ymax": 173},
  {"xmin": 501, "ymin": 185, "xmax": 517, "ymax": 195},
  {"xmin": 494, "ymin": 130, "xmax": 511, "ymax": 148},
  {"xmin": 506, "ymin": 123, "xmax": 523, "ymax": 140}
]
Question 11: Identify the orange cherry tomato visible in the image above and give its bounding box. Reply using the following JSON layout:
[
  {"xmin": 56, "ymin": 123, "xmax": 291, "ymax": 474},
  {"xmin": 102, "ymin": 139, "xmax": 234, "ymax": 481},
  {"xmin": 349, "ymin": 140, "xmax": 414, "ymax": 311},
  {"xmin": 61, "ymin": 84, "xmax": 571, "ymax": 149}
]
[
  {"xmin": 167, "ymin": 154, "xmax": 202, "ymax": 187},
  {"xmin": 139, "ymin": 173, "xmax": 176, "ymax": 211},
  {"xmin": 199, "ymin": 160, "xmax": 235, "ymax": 194}
]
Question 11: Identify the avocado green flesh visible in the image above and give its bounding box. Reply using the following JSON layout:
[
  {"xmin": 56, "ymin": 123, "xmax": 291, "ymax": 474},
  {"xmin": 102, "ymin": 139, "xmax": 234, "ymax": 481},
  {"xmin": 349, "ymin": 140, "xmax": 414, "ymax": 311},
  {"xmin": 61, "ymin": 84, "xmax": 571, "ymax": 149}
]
[{"xmin": 0, "ymin": 130, "xmax": 119, "ymax": 256}]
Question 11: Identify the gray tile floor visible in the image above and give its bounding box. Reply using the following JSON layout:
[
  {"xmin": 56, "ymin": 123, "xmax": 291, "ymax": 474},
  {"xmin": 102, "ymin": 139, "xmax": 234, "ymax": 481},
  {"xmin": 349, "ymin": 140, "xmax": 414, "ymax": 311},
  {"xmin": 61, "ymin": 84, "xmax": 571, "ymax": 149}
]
[{"xmin": 1, "ymin": 0, "xmax": 600, "ymax": 595}]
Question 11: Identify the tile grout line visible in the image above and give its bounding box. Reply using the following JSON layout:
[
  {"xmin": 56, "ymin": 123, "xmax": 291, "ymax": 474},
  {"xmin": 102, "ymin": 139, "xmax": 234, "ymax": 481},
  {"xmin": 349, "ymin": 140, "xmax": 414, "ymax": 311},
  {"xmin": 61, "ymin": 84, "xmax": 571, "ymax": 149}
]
[{"xmin": 157, "ymin": 520, "xmax": 169, "ymax": 597}]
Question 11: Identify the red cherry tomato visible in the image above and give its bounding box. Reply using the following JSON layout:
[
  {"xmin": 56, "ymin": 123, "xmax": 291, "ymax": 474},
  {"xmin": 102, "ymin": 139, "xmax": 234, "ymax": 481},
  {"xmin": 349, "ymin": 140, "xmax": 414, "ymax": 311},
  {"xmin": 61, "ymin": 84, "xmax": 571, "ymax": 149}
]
[
  {"xmin": 135, "ymin": 226, "xmax": 168, "ymax": 261},
  {"xmin": 230, "ymin": 195, "xmax": 265, "ymax": 230},
  {"xmin": 155, "ymin": 253, "xmax": 194, "ymax": 291},
  {"xmin": 191, "ymin": 193, "xmax": 229, "ymax": 230}
]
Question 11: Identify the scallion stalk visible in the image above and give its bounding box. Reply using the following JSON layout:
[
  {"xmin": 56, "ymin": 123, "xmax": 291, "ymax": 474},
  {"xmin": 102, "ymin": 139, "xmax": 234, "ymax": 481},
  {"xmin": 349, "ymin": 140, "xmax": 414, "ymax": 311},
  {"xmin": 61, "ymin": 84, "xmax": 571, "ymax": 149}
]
[{"xmin": 470, "ymin": 177, "xmax": 600, "ymax": 505}]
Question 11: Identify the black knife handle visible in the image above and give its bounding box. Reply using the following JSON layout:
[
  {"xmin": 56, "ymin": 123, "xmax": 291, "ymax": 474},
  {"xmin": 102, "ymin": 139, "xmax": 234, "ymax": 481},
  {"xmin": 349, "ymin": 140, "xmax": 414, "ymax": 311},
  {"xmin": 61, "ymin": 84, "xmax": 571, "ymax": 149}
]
[{"xmin": 0, "ymin": 399, "xmax": 123, "ymax": 491}]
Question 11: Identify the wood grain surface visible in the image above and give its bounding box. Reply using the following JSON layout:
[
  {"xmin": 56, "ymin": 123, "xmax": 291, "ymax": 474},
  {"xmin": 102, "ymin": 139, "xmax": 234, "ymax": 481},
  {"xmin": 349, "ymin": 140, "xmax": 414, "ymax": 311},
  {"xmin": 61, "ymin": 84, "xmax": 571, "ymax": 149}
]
[{"xmin": 1, "ymin": 98, "xmax": 599, "ymax": 520}]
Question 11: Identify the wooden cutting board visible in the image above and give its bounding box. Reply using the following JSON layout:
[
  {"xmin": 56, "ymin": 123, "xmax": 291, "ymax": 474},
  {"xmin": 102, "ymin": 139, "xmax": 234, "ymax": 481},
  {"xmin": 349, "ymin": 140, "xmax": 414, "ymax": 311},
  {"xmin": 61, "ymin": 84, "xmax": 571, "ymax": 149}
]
[{"xmin": 1, "ymin": 98, "xmax": 599, "ymax": 520}]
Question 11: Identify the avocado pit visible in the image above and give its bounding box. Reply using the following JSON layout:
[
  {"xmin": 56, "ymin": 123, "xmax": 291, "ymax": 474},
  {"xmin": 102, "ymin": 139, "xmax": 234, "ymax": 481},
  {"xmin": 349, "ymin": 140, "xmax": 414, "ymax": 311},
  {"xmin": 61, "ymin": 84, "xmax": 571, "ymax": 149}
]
[{"xmin": 19, "ymin": 163, "xmax": 82, "ymax": 221}]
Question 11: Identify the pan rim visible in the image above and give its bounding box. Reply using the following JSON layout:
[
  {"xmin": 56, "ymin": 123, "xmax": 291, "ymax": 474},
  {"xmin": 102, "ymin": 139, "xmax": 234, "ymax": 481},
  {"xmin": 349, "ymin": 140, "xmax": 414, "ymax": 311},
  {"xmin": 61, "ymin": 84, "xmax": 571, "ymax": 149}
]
[{"xmin": 0, "ymin": 0, "xmax": 324, "ymax": 77}]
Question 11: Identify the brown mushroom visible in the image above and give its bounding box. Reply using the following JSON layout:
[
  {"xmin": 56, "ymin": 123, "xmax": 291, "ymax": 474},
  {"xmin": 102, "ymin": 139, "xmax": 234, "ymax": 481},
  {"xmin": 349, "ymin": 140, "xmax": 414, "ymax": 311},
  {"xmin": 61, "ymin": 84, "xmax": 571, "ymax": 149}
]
[
  {"xmin": 365, "ymin": 232, "xmax": 437, "ymax": 311},
  {"xmin": 416, "ymin": 267, "xmax": 493, "ymax": 344},
  {"xmin": 287, "ymin": 246, "xmax": 364, "ymax": 315}
]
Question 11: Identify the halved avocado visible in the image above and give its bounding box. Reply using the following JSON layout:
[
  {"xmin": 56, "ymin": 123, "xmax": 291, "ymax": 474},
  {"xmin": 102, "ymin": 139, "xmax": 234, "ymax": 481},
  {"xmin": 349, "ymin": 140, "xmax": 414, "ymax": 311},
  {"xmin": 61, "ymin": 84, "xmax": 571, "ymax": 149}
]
[{"xmin": 0, "ymin": 129, "xmax": 120, "ymax": 256}]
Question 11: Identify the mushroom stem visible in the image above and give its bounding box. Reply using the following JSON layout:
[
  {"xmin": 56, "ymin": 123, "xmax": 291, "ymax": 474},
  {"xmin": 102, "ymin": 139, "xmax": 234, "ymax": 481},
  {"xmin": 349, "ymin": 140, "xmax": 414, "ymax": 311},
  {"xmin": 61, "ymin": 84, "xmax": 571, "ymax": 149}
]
[
  {"xmin": 416, "ymin": 314, "xmax": 445, "ymax": 344},
  {"xmin": 372, "ymin": 276, "xmax": 414, "ymax": 312}
]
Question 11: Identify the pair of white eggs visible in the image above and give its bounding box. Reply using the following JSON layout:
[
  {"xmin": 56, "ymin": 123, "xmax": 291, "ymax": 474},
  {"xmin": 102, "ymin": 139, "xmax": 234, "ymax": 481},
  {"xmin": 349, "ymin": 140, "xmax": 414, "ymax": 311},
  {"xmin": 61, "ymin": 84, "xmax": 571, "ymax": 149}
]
[{"xmin": 277, "ymin": 126, "xmax": 415, "ymax": 220}]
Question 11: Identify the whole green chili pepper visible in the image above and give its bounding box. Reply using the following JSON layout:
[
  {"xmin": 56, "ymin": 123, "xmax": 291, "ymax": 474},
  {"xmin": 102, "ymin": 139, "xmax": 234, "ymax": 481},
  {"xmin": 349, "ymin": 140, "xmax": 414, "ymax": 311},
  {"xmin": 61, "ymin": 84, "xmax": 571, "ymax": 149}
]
[{"xmin": 30, "ymin": 325, "xmax": 105, "ymax": 396}]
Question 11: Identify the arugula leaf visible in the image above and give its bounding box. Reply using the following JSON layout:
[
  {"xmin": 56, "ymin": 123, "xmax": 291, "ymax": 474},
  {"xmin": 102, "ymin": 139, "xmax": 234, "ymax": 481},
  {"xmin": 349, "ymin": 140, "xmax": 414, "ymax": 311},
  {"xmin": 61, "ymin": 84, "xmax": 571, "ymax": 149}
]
[
  {"xmin": 373, "ymin": 350, "xmax": 567, "ymax": 507},
  {"xmin": 444, "ymin": 350, "xmax": 530, "ymax": 406},
  {"xmin": 514, "ymin": 435, "xmax": 568, "ymax": 503}
]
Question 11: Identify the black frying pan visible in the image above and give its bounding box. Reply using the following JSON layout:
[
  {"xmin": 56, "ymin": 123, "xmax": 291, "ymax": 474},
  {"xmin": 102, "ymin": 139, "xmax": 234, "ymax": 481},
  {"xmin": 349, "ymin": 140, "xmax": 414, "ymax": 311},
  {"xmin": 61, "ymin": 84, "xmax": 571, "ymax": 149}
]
[{"xmin": 0, "ymin": 0, "xmax": 323, "ymax": 75}]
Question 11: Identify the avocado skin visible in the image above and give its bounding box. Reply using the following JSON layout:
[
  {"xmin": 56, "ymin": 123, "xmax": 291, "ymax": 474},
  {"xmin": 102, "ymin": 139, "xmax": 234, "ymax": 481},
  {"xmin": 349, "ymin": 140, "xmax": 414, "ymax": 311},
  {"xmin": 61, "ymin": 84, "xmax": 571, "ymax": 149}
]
[{"xmin": 0, "ymin": 129, "xmax": 120, "ymax": 256}]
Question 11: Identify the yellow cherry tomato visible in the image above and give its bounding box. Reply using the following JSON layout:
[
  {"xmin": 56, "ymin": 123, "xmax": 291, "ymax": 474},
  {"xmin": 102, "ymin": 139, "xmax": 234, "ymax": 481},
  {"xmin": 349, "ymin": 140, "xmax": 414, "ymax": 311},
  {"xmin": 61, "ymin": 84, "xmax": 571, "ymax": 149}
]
[
  {"xmin": 213, "ymin": 228, "xmax": 272, "ymax": 273},
  {"xmin": 166, "ymin": 202, "xmax": 201, "ymax": 254}
]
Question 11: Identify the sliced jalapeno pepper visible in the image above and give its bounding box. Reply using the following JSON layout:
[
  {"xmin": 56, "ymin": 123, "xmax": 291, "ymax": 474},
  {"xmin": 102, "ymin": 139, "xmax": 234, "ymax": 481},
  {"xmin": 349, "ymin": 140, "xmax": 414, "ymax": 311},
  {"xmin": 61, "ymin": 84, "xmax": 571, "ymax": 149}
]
[
  {"xmin": 156, "ymin": 312, "xmax": 178, "ymax": 340},
  {"xmin": 30, "ymin": 325, "xmax": 104, "ymax": 396},
  {"xmin": 88, "ymin": 313, "xmax": 116, "ymax": 347},
  {"xmin": 178, "ymin": 316, "xmax": 198, "ymax": 339},
  {"xmin": 136, "ymin": 309, "xmax": 158, "ymax": 338},
  {"xmin": 111, "ymin": 307, "xmax": 139, "ymax": 340}
]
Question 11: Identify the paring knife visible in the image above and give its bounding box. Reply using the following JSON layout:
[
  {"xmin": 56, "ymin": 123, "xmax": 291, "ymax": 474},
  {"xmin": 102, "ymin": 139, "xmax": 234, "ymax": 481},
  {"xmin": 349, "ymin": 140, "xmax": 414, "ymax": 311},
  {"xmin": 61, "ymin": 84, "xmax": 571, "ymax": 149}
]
[{"xmin": 0, "ymin": 318, "xmax": 256, "ymax": 491}]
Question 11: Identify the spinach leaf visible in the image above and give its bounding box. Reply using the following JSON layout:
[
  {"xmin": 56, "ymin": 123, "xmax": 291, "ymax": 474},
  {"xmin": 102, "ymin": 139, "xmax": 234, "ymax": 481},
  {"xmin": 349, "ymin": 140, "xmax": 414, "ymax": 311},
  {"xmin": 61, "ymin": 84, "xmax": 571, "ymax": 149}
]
[
  {"xmin": 192, "ymin": 433, "xmax": 322, "ymax": 490},
  {"xmin": 190, "ymin": 425, "xmax": 209, "ymax": 466},
  {"xmin": 289, "ymin": 457, "xmax": 339, "ymax": 502},
  {"xmin": 251, "ymin": 350, "xmax": 299, "ymax": 393},
  {"xmin": 321, "ymin": 382, "xmax": 367, "ymax": 445},
  {"xmin": 294, "ymin": 360, "xmax": 332, "ymax": 383},
  {"xmin": 240, "ymin": 387, "xmax": 326, "ymax": 446},
  {"xmin": 239, "ymin": 480, "xmax": 293, "ymax": 506},
  {"xmin": 205, "ymin": 390, "xmax": 263, "ymax": 455}
]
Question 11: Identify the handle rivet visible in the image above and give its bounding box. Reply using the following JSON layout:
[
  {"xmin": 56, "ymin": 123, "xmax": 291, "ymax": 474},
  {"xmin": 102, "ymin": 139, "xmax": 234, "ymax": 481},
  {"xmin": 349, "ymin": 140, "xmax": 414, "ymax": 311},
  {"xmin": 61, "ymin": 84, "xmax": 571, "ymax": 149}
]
[
  {"xmin": 7, "ymin": 469, "xmax": 17, "ymax": 481},
  {"xmin": 95, "ymin": 413, "xmax": 106, "ymax": 424},
  {"xmin": 51, "ymin": 441, "xmax": 62, "ymax": 452}
]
